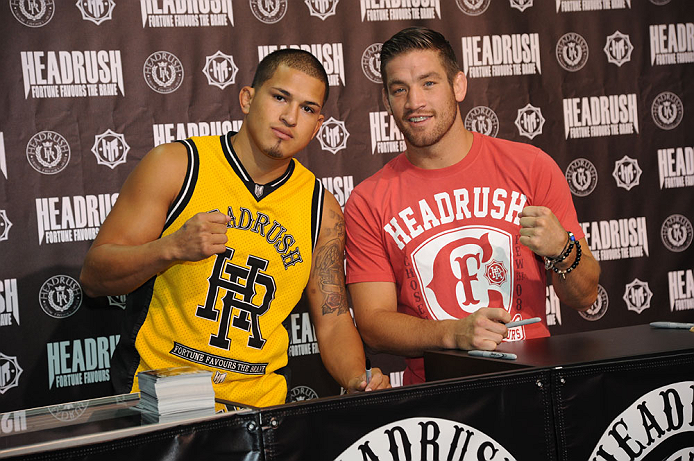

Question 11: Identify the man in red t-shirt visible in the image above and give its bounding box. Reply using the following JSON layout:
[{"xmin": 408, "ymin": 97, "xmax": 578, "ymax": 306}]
[{"xmin": 344, "ymin": 27, "xmax": 600, "ymax": 385}]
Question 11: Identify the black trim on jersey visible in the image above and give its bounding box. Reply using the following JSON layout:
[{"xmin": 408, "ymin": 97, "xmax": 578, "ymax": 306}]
[
  {"xmin": 221, "ymin": 131, "xmax": 296, "ymax": 202},
  {"xmin": 311, "ymin": 179, "xmax": 325, "ymax": 251},
  {"xmin": 165, "ymin": 139, "xmax": 200, "ymax": 230}
]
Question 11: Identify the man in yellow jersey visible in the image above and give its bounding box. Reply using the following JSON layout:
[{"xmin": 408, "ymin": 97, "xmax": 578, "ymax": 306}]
[{"xmin": 80, "ymin": 49, "xmax": 389, "ymax": 409}]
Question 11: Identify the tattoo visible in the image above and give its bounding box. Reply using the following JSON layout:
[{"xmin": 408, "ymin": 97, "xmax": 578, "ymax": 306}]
[{"xmin": 314, "ymin": 213, "xmax": 349, "ymax": 316}]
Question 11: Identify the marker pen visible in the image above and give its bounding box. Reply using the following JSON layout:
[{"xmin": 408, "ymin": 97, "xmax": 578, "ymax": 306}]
[
  {"xmin": 505, "ymin": 317, "xmax": 542, "ymax": 328},
  {"xmin": 650, "ymin": 321, "xmax": 694, "ymax": 329},
  {"xmin": 468, "ymin": 350, "xmax": 518, "ymax": 360},
  {"xmin": 365, "ymin": 358, "xmax": 372, "ymax": 382}
]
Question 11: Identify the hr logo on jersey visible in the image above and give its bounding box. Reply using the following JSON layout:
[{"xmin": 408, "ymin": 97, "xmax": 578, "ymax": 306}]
[
  {"xmin": 650, "ymin": 23, "xmax": 694, "ymax": 66},
  {"xmin": 556, "ymin": 0, "xmax": 630, "ymax": 12},
  {"xmin": 461, "ymin": 33, "xmax": 541, "ymax": 78},
  {"xmin": 369, "ymin": 111, "xmax": 405, "ymax": 154},
  {"xmin": 623, "ymin": 278, "xmax": 652, "ymax": 314},
  {"xmin": 140, "ymin": 0, "xmax": 234, "ymax": 27},
  {"xmin": 361, "ymin": 0, "xmax": 440, "ymax": 21},
  {"xmin": 668, "ymin": 269, "xmax": 694, "ymax": 312},
  {"xmin": 580, "ymin": 217, "xmax": 649, "ymax": 261},
  {"xmin": 196, "ymin": 247, "xmax": 276, "ymax": 350},
  {"xmin": 612, "ymin": 155, "xmax": 641, "ymax": 191},
  {"xmin": 317, "ymin": 117, "xmax": 349, "ymax": 154},
  {"xmin": 10, "ymin": 0, "xmax": 54, "ymax": 27},
  {"xmin": 91, "ymin": 129, "xmax": 129, "ymax": 169},
  {"xmin": 305, "ymin": 0, "xmax": 338, "ymax": 20},
  {"xmin": 203, "ymin": 51, "xmax": 238, "ymax": 89},
  {"xmin": 658, "ymin": 146, "xmax": 694, "ymax": 189},
  {"xmin": 651, "ymin": 91, "xmax": 683, "ymax": 131},
  {"xmin": 661, "ymin": 214, "xmax": 693, "ymax": 253},
  {"xmin": 510, "ymin": 0, "xmax": 532, "ymax": 11},
  {"xmin": 515, "ymin": 104, "xmax": 545, "ymax": 140},
  {"xmin": 0, "ymin": 279, "xmax": 20, "ymax": 327},
  {"xmin": 259, "ymin": 43, "xmax": 345, "ymax": 86},
  {"xmin": 589, "ymin": 382, "xmax": 693, "ymax": 460},
  {"xmin": 250, "ymin": 0, "xmax": 287, "ymax": 23},
  {"xmin": 0, "ymin": 211, "xmax": 12, "ymax": 242},
  {"xmin": 604, "ymin": 31, "xmax": 633, "ymax": 67},
  {"xmin": 412, "ymin": 227, "xmax": 513, "ymax": 320},
  {"xmin": 76, "ymin": 0, "xmax": 115, "ymax": 25},
  {"xmin": 361, "ymin": 43, "xmax": 382, "ymax": 84},
  {"xmin": 464, "ymin": 106, "xmax": 499, "ymax": 138},
  {"xmin": 0, "ymin": 353, "xmax": 23, "ymax": 394},
  {"xmin": 143, "ymin": 51, "xmax": 184, "ymax": 94},
  {"xmin": 21, "ymin": 50, "xmax": 124, "ymax": 98}
]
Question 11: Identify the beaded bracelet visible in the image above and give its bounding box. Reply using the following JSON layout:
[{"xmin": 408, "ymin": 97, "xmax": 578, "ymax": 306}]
[
  {"xmin": 544, "ymin": 231, "xmax": 576, "ymax": 270},
  {"xmin": 553, "ymin": 239, "xmax": 582, "ymax": 280}
]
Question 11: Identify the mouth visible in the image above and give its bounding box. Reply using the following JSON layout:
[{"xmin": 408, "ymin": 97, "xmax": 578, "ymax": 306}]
[
  {"xmin": 272, "ymin": 127, "xmax": 293, "ymax": 140},
  {"xmin": 407, "ymin": 115, "xmax": 432, "ymax": 124}
]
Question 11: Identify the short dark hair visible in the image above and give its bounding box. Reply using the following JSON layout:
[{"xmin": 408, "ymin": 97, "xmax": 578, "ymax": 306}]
[
  {"xmin": 380, "ymin": 27, "xmax": 460, "ymax": 89},
  {"xmin": 252, "ymin": 49, "xmax": 329, "ymax": 105}
]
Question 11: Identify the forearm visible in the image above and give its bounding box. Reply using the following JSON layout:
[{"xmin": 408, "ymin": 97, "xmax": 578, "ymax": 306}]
[
  {"xmin": 315, "ymin": 318, "xmax": 367, "ymax": 389},
  {"xmin": 550, "ymin": 240, "xmax": 600, "ymax": 310},
  {"xmin": 80, "ymin": 237, "xmax": 179, "ymax": 297}
]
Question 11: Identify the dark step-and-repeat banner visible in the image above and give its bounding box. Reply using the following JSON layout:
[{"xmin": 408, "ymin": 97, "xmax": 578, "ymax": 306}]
[{"xmin": 1, "ymin": 0, "xmax": 693, "ymax": 414}]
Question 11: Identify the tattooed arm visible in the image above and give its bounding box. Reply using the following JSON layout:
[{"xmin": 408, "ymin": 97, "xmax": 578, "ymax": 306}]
[{"xmin": 306, "ymin": 192, "xmax": 390, "ymax": 392}]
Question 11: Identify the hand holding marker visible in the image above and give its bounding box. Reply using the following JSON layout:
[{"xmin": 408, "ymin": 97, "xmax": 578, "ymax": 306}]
[{"xmin": 467, "ymin": 317, "xmax": 542, "ymax": 360}]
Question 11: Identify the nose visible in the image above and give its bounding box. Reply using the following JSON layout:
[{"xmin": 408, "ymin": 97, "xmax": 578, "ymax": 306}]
[
  {"xmin": 280, "ymin": 103, "xmax": 299, "ymax": 126},
  {"xmin": 405, "ymin": 86, "xmax": 425, "ymax": 111}
]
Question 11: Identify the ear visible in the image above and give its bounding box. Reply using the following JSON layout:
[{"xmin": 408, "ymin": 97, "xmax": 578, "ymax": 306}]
[
  {"xmin": 453, "ymin": 71, "xmax": 467, "ymax": 103},
  {"xmin": 310, "ymin": 114, "xmax": 325, "ymax": 140},
  {"xmin": 239, "ymin": 86, "xmax": 255, "ymax": 115},
  {"xmin": 382, "ymin": 88, "xmax": 392, "ymax": 114}
]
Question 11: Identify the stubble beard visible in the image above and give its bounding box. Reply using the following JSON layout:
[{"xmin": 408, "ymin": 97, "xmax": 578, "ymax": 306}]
[{"xmin": 397, "ymin": 99, "xmax": 458, "ymax": 148}]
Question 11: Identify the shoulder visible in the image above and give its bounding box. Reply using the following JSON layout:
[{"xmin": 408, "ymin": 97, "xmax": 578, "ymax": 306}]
[{"xmin": 478, "ymin": 134, "xmax": 558, "ymax": 171}]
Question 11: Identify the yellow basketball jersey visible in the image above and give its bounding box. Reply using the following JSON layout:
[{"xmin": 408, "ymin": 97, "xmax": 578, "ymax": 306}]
[{"xmin": 116, "ymin": 132, "xmax": 323, "ymax": 408}]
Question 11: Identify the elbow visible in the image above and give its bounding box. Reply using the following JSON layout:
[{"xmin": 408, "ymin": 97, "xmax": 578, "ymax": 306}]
[{"xmin": 79, "ymin": 267, "xmax": 101, "ymax": 298}]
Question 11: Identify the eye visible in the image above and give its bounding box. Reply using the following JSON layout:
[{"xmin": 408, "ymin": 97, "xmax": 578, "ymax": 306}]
[
  {"xmin": 302, "ymin": 105, "xmax": 315, "ymax": 114},
  {"xmin": 391, "ymin": 87, "xmax": 405, "ymax": 95},
  {"xmin": 424, "ymin": 81, "xmax": 435, "ymax": 87},
  {"xmin": 274, "ymin": 94, "xmax": 286, "ymax": 102}
]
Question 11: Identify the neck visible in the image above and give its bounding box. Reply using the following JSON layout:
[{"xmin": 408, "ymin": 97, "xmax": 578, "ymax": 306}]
[
  {"xmin": 231, "ymin": 127, "xmax": 292, "ymax": 184},
  {"xmin": 404, "ymin": 116, "xmax": 474, "ymax": 170}
]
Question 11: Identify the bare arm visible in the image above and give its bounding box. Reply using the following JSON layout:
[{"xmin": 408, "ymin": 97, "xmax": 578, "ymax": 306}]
[
  {"xmin": 306, "ymin": 193, "xmax": 389, "ymax": 392},
  {"xmin": 79, "ymin": 142, "xmax": 230, "ymax": 297},
  {"xmin": 349, "ymin": 281, "xmax": 512, "ymax": 357},
  {"xmin": 519, "ymin": 206, "xmax": 600, "ymax": 310}
]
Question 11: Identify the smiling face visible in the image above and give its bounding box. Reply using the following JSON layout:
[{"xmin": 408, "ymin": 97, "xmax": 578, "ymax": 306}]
[
  {"xmin": 382, "ymin": 50, "xmax": 466, "ymax": 149},
  {"xmin": 241, "ymin": 64, "xmax": 326, "ymax": 161}
]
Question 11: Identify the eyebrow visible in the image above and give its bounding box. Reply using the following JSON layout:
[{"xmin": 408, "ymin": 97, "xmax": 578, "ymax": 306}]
[
  {"xmin": 271, "ymin": 87, "xmax": 322, "ymax": 110},
  {"xmin": 387, "ymin": 71, "xmax": 443, "ymax": 88}
]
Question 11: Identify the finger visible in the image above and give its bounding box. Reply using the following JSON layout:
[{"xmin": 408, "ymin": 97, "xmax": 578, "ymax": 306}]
[
  {"xmin": 518, "ymin": 216, "xmax": 536, "ymax": 229},
  {"xmin": 520, "ymin": 205, "xmax": 542, "ymax": 218},
  {"xmin": 206, "ymin": 211, "xmax": 231, "ymax": 224}
]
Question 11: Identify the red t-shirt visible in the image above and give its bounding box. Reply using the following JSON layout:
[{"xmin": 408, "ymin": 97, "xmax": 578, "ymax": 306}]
[{"xmin": 345, "ymin": 132, "xmax": 583, "ymax": 384}]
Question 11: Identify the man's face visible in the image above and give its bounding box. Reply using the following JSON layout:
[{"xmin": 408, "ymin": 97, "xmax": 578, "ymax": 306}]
[
  {"xmin": 243, "ymin": 65, "xmax": 325, "ymax": 161},
  {"xmin": 382, "ymin": 50, "xmax": 463, "ymax": 148}
]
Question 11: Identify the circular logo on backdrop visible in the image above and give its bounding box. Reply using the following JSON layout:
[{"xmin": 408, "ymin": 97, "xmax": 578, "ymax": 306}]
[
  {"xmin": 317, "ymin": 117, "xmax": 350, "ymax": 154},
  {"xmin": 556, "ymin": 32, "xmax": 589, "ymax": 72},
  {"xmin": 565, "ymin": 158, "xmax": 598, "ymax": 197},
  {"xmin": 10, "ymin": 0, "xmax": 55, "ymax": 27},
  {"xmin": 26, "ymin": 131, "xmax": 71, "ymax": 175},
  {"xmin": 649, "ymin": 0, "xmax": 671, "ymax": 4},
  {"xmin": 651, "ymin": 92, "xmax": 683, "ymax": 130},
  {"xmin": 579, "ymin": 285, "xmax": 609, "ymax": 321},
  {"xmin": 660, "ymin": 214, "xmax": 693, "ymax": 252},
  {"xmin": 48, "ymin": 401, "xmax": 89, "ymax": 422},
  {"xmin": 455, "ymin": 0, "xmax": 491, "ymax": 16},
  {"xmin": 361, "ymin": 43, "xmax": 382, "ymax": 84},
  {"xmin": 143, "ymin": 51, "xmax": 184, "ymax": 94},
  {"xmin": 249, "ymin": 0, "xmax": 287, "ymax": 23},
  {"xmin": 464, "ymin": 106, "xmax": 499, "ymax": 137},
  {"xmin": 39, "ymin": 275, "xmax": 83, "ymax": 319},
  {"xmin": 289, "ymin": 385, "xmax": 319, "ymax": 402},
  {"xmin": 0, "ymin": 353, "xmax": 23, "ymax": 394}
]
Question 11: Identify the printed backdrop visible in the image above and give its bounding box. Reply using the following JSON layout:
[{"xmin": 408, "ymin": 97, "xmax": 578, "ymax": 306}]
[{"xmin": 0, "ymin": 0, "xmax": 693, "ymax": 413}]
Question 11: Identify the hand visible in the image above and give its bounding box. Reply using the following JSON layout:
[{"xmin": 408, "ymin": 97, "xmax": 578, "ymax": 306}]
[
  {"xmin": 452, "ymin": 307, "xmax": 511, "ymax": 351},
  {"xmin": 518, "ymin": 206, "xmax": 568, "ymax": 258},
  {"xmin": 170, "ymin": 211, "xmax": 230, "ymax": 261},
  {"xmin": 346, "ymin": 367, "xmax": 391, "ymax": 393}
]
